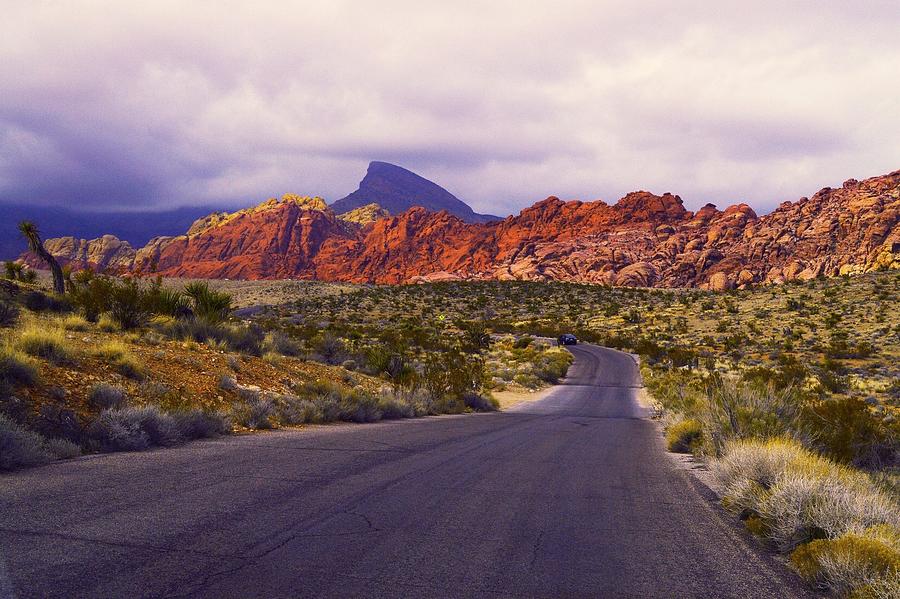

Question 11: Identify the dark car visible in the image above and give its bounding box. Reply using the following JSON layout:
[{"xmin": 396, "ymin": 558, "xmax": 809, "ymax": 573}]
[{"xmin": 558, "ymin": 333, "xmax": 578, "ymax": 346}]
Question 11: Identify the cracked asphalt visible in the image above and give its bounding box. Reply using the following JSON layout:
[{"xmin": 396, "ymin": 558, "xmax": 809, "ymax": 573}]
[{"xmin": 0, "ymin": 344, "xmax": 814, "ymax": 598}]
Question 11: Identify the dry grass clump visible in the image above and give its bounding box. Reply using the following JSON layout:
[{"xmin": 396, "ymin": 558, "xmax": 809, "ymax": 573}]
[
  {"xmin": 94, "ymin": 341, "xmax": 145, "ymax": 380},
  {"xmin": 97, "ymin": 314, "xmax": 119, "ymax": 332},
  {"xmin": 61, "ymin": 315, "xmax": 91, "ymax": 331},
  {"xmin": 15, "ymin": 323, "xmax": 73, "ymax": 364},
  {"xmin": 0, "ymin": 345, "xmax": 39, "ymax": 388},
  {"xmin": 666, "ymin": 418, "xmax": 704, "ymax": 453},
  {"xmin": 713, "ymin": 439, "xmax": 900, "ymax": 596},
  {"xmin": 790, "ymin": 526, "xmax": 900, "ymax": 597},
  {"xmin": 713, "ymin": 439, "xmax": 899, "ymax": 550}
]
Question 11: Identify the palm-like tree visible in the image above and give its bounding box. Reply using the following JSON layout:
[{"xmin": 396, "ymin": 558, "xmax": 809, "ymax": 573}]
[{"xmin": 18, "ymin": 221, "xmax": 65, "ymax": 294}]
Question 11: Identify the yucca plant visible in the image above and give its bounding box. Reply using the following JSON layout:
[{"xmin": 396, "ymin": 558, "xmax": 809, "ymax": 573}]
[
  {"xmin": 183, "ymin": 282, "xmax": 232, "ymax": 324},
  {"xmin": 18, "ymin": 221, "xmax": 64, "ymax": 294}
]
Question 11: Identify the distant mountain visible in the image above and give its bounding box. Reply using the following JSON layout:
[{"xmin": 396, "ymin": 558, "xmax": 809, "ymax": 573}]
[
  {"xmin": 24, "ymin": 169, "xmax": 900, "ymax": 288},
  {"xmin": 0, "ymin": 204, "xmax": 215, "ymax": 260},
  {"xmin": 331, "ymin": 161, "xmax": 500, "ymax": 223}
]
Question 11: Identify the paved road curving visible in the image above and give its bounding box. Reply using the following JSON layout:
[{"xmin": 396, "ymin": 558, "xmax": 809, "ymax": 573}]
[{"xmin": 0, "ymin": 345, "xmax": 813, "ymax": 598}]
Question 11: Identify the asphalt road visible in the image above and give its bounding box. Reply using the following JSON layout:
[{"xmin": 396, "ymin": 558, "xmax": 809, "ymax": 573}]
[{"xmin": 0, "ymin": 344, "xmax": 813, "ymax": 598}]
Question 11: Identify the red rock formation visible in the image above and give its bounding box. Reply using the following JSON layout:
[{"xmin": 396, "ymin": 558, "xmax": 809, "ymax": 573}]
[{"xmin": 23, "ymin": 170, "xmax": 900, "ymax": 288}]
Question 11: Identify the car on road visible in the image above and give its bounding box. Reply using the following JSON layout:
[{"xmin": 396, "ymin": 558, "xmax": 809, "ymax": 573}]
[{"xmin": 558, "ymin": 333, "xmax": 578, "ymax": 346}]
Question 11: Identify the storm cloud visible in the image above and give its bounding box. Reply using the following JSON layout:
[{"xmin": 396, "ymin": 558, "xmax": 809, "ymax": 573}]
[{"xmin": 1, "ymin": 0, "xmax": 899, "ymax": 216}]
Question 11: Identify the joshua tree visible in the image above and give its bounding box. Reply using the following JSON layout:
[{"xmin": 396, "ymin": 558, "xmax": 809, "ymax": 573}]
[{"xmin": 18, "ymin": 221, "xmax": 65, "ymax": 294}]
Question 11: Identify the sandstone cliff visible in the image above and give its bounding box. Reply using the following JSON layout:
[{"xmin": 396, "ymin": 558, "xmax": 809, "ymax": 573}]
[{"xmin": 22, "ymin": 170, "xmax": 900, "ymax": 288}]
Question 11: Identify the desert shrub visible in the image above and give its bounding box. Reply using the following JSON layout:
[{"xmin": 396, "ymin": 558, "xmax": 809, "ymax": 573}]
[
  {"xmin": 144, "ymin": 282, "xmax": 189, "ymax": 318},
  {"xmin": 0, "ymin": 300, "xmax": 19, "ymax": 328},
  {"xmin": 218, "ymin": 374, "xmax": 238, "ymax": 391},
  {"xmin": 159, "ymin": 319, "xmax": 263, "ymax": 356},
  {"xmin": 666, "ymin": 418, "xmax": 704, "ymax": 453},
  {"xmin": 292, "ymin": 380, "xmax": 386, "ymax": 423},
  {"xmin": 172, "ymin": 410, "xmax": 230, "ymax": 439},
  {"xmin": 276, "ymin": 394, "xmax": 324, "ymax": 425},
  {"xmin": 94, "ymin": 341, "xmax": 146, "ymax": 380},
  {"xmin": 44, "ymin": 437, "xmax": 82, "ymax": 459},
  {"xmin": 223, "ymin": 324, "xmax": 264, "ymax": 356},
  {"xmin": 642, "ymin": 366, "xmax": 706, "ymax": 416},
  {"xmin": 88, "ymin": 406, "xmax": 183, "ymax": 451},
  {"xmin": 0, "ymin": 346, "xmax": 38, "ymax": 388},
  {"xmin": 513, "ymin": 335, "xmax": 533, "ymax": 349},
  {"xmin": 532, "ymin": 348, "xmax": 574, "ymax": 383},
  {"xmin": 462, "ymin": 392, "xmax": 498, "ymax": 412},
  {"xmin": 123, "ymin": 406, "xmax": 182, "ymax": 446},
  {"xmin": 23, "ymin": 291, "xmax": 70, "ymax": 313},
  {"xmin": 234, "ymin": 394, "xmax": 275, "ymax": 429},
  {"xmin": 87, "ymin": 383, "xmax": 128, "ymax": 410},
  {"xmin": 108, "ymin": 278, "xmax": 150, "ymax": 330},
  {"xmin": 377, "ymin": 392, "xmax": 415, "ymax": 419},
  {"xmin": 365, "ymin": 346, "xmax": 415, "ymax": 386},
  {"xmin": 4, "ymin": 261, "xmax": 22, "ymax": 280},
  {"xmin": 791, "ymin": 527, "xmax": 900, "ymax": 596},
  {"xmin": 702, "ymin": 379, "xmax": 803, "ymax": 455},
  {"xmin": 183, "ymin": 282, "xmax": 232, "ymax": 324},
  {"xmin": 61, "ymin": 314, "xmax": 90, "ymax": 331},
  {"xmin": 460, "ymin": 320, "xmax": 491, "ymax": 353},
  {"xmin": 68, "ymin": 270, "xmax": 115, "ymax": 321},
  {"xmin": 88, "ymin": 409, "xmax": 149, "ymax": 451},
  {"xmin": 421, "ymin": 350, "xmax": 486, "ymax": 400},
  {"xmin": 315, "ymin": 333, "xmax": 346, "ymax": 365},
  {"xmin": 264, "ymin": 332, "xmax": 301, "ymax": 357},
  {"xmin": 712, "ymin": 439, "xmax": 900, "ymax": 552},
  {"xmin": 15, "ymin": 324, "xmax": 72, "ymax": 364},
  {"xmin": 0, "ymin": 413, "xmax": 51, "ymax": 470},
  {"xmin": 800, "ymin": 398, "xmax": 895, "ymax": 469},
  {"xmin": 340, "ymin": 390, "xmax": 383, "ymax": 423},
  {"xmin": 97, "ymin": 314, "xmax": 118, "ymax": 332}
]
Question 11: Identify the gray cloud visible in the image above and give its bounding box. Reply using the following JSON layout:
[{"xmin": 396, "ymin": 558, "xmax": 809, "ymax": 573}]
[{"xmin": 1, "ymin": 0, "xmax": 898, "ymax": 217}]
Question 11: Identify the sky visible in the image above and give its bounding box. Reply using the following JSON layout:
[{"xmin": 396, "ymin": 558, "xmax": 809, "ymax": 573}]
[{"xmin": 1, "ymin": 1, "xmax": 899, "ymax": 217}]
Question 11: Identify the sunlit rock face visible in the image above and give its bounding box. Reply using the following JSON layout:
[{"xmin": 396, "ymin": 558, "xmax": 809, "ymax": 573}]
[{"xmin": 23, "ymin": 169, "xmax": 900, "ymax": 288}]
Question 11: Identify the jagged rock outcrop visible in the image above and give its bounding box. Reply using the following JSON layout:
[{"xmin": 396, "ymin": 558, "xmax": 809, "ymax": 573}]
[
  {"xmin": 22, "ymin": 170, "xmax": 900, "ymax": 288},
  {"xmin": 337, "ymin": 203, "xmax": 390, "ymax": 226},
  {"xmin": 33, "ymin": 235, "xmax": 136, "ymax": 272}
]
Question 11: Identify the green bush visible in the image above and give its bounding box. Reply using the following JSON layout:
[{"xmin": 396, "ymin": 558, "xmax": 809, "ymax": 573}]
[
  {"xmin": 800, "ymin": 398, "xmax": 895, "ymax": 468},
  {"xmin": 666, "ymin": 418, "xmax": 703, "ymax": 453},
  {"xmin": 108, "ymin": 278, "xmax": 150, "ymax": 330},
  {"xmin": 183, "ymin": 282, "xmax": 232, "ymax": 324},
  {"xmin": 68, "ymin": 270, "xmax": 115, "ymax": 321}
]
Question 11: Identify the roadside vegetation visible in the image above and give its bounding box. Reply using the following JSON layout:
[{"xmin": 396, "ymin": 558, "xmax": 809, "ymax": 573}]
[
  {"xmin": 217, "ymin": 272, "xmax": 897, "ymax": 597},
  {"xmin": 7, "ymin": 243, "xmax": 897, "ymax": 595},
  {"xmin": 1, "ymin": 271, "xmax": 525, "ymax": 473}
]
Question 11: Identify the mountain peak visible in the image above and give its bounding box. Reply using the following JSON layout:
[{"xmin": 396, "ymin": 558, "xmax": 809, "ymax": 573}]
[{"xmin": 330, "ymin": 161, "xmax": 499, "ymax": 223}]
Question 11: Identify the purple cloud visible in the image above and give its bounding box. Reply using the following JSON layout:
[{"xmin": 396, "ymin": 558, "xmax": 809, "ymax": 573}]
[{"xmin": 1, "ymin": 1, "xmax": 899, "ymax": 217}]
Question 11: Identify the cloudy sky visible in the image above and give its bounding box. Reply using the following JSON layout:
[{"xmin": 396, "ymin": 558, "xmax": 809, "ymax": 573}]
[{"xmin": 1, "ymin": 1, "xmax": 899, "ymax": 217}]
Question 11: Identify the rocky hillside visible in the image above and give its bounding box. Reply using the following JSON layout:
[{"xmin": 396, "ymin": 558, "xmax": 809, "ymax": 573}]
[
  {"xmin": 330, "ymin": 161, "xmax": 499, "ymax": 223},
  {"xmin": 21, "ymin": 170, "xmax": 900, "ymax": 288}
]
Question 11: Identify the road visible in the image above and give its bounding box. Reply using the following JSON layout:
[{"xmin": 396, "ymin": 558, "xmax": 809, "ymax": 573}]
[{"xmin": 0, "ymin": 344, "xmax": 812, "ymax": 598}]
